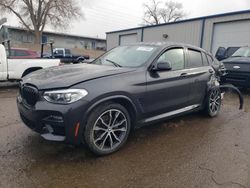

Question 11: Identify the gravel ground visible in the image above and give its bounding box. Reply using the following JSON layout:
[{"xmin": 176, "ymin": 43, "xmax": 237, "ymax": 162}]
[{"xmin": 0, "ymin": 86, "xmax": 250, "ymax": 188}]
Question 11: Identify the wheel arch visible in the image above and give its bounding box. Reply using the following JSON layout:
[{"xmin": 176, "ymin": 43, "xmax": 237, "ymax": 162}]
[
  {"xmin": 22, "ymin": 67, "xmax": 42, "ymax": 78},
  {"xmin": 77, "ymin": 56, "xmax": 85, "ymax": 62},
  {"xmin": 85, "ymin": 95, "xmax": 138, "ymax": 127}
]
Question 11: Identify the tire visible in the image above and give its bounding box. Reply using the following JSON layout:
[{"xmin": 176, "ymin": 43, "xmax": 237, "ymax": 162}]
[
  {"xmin": 205, "ymin": 88, "xmax": 222, "ymax": 117},
  {"xmin": 77, "ymin": 58, "xmax": 85, "ymax": 63},
  {"xmin": 84, "ymin": 103, "xmax": 131, "ymax": 155}
]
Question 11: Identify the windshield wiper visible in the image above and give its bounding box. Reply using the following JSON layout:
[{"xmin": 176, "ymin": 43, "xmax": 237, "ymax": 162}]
[
  {"xmin": 231, "ymin": 55, "xmax": 244, "ymax": 57},
  {"xmin": 105, "ymin": 59, "xmax": 122, "ymax": 67}
]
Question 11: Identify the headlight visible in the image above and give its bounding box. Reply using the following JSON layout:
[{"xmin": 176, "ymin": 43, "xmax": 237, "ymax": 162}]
[{"xmin": 43, "ymin": 89, "xmax": 88, "ymax": 104}]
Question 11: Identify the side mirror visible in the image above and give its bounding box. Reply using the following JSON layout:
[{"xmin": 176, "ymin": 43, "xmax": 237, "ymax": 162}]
[
  {"xmin": 215, "ymin": 47, "xmax": 226, "ymax": 61},
  {"xmin": 153, "ymin": 61, "xmax": 172, "ymax": 71}
]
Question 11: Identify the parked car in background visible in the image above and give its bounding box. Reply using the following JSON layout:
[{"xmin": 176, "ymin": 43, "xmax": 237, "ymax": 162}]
[
  {"xmin": 0, "ymin": 44, "xmax": 61, "ymax": 81},
  {"xmin": 17, "ymin": 42, "xmax": 224, "ymax": 155},
  {"xmin": 220, "ymin": 47, "xmax": 250, "ymax": 89},
  {"xmin": 40, "ymin": 52, "xmax": 51, "ymax": 58},
  {"xmin": 215, "ymin": 46, "xmax": 240, "ymax": 61},
  {"xmin": 53, "ymin": 48, "xmax": 90, "ymax": 64},
  {"xmin": 8, "ymin": 48, "xmax": 40, "ymax": 59}
]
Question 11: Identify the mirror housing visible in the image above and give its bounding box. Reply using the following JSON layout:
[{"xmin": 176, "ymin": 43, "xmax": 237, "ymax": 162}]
[
  {"xmin": 153, "ymin": 61, "xmax": 172, "ymax": 71},
  {"xmin": 215, "ymin": 47, "xmax": 226, "ymax": 61}
]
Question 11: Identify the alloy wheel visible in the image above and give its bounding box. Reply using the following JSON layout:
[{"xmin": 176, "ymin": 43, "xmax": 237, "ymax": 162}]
[
  {"xmin": 92, "ymin": 109, "xmax": 128, "ymax": 152},
  {"xmin": 209, "ymin": 89, "xmax": 221, "ymax": 114}
]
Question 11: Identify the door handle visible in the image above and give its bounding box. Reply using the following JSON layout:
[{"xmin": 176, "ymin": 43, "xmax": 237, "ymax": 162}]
[{"xmin": 180, "ymin": 72, "xmax": 188, "ymax": 77}]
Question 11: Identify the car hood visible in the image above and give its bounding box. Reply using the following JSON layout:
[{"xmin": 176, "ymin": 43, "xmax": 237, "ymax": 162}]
[
  {"xmin": 22, "ymin": 64, "xmax": 135, "ymax": 90},
  {"xmin": 222, "ymin": 57, "xmax": 250, "ymax": 72},
  {"xmin": 222, "ymin": 57, "xmax": 250, "ymax": 64}
]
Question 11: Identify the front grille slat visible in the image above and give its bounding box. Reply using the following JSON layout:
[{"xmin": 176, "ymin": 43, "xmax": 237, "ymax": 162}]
[{"xmin": 20, "ymin": 85, "xmax": 39, "ymax": 106}]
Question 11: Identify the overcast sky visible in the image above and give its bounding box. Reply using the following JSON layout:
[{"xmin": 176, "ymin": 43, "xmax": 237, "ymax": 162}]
[{"xmin": 4, "ymin": 0, "xmax": 250, "ymax": 39}]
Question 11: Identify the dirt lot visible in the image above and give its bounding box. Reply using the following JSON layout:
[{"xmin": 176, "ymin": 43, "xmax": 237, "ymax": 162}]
[{"xmin": 0, "ymin": 86, "xmax": 250, "ymax": 188}]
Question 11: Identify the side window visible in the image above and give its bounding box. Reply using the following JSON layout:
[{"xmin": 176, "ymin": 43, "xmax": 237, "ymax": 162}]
[
  {"xmin": 9, "ymin": 50, "xmax": 14, "ymax": 56},
  {"xmin": 65, "ymin": 49, "xmax": 71, "ymax": 56},
  {"xmin": 55, "ymin": 50, "xmax": 63, "ymax": 55},
  {"xmin": 202, "ymin": 52, "xmax": 209, "ymax": 65},
  {"xmin": 207, "ymin": 55, "xmax": 213, "ymax": 65},
  {"xmin": 187, "ymin": 49, "xmax": 203, "ymax": 68},
  {"xmin": 14, "ymin": 50, "xmax": 29, "ymax": 57},
  {"xmin": 157, "ymin": 48, "xmax": 185, "ymax": 71}
]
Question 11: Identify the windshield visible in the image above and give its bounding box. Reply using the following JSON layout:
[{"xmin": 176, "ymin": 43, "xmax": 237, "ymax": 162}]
[
  {"xmin": 92, "ymin": 45, "xmax": 158, "ymax": 67},
  {"xmin": 231, "ymin": 47, "xmax": 250, "ymax": 57}
]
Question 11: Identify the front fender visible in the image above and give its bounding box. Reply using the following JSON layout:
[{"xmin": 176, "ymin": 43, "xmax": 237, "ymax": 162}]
[
  {"xmin": 85, "ymin": 94, "xmax": 139, "ymax": 117},
  {"xmin": 219, "ymin": 84, "xmax": 244, "ymax": 110}
]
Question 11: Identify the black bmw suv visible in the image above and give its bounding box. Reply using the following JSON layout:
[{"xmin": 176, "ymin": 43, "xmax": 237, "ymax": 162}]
[
  {"xmin": 220, "ymin": 47, "xmax": 250, "ymax": 89},
  {"xmin": 17, "ymin": 42, "xmax": 222, "ymax": 155}
]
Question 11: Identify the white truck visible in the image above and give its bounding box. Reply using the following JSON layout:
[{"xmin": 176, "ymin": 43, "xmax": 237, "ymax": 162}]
[{"xmin": 0, "ymin": 44, "xmax": 61, "ymax": 81}]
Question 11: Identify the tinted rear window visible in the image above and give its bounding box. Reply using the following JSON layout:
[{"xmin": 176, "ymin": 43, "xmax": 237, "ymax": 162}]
[
  {"xmin": 14, "ymin": 50, "xmax": 29, "ymax": 56},
  {"xmin": 187, "ymin": 49, "xmax": 203, "ymax": 68},
  {"xmin": 55, "ymin": 50, "xmax": 63, "ymax": 55},
  {"xmin": 65, "ymin": 49, "xmax": 71, "ymax": 55}
]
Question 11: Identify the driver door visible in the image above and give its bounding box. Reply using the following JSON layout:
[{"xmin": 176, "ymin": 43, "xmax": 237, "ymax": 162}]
[{"xmin": 143, "ymin": 47, "xmax": 193, "ymax": 119}]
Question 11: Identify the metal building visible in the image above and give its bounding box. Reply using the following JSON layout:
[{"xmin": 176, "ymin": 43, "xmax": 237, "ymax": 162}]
[
  {"xmin": 106, "ymin": 10, "xmax": 250, "ymax": 54},
  {"xmin": 0, "ymin": 25, "xmax": 106, "ymax": 51}
]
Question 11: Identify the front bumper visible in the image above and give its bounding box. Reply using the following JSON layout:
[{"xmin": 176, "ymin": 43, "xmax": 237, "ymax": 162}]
[{"xmin": 17, "ymin": 95, "xmax": 89, "ymax": 145}]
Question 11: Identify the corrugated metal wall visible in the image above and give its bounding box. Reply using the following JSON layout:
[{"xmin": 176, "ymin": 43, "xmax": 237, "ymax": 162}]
[
  {"xmin": 143, "ymin": 20, "xmax": 202, "ymax": 46},
  {"xmin": 202, "ymin": 12, "xmax": 250, "ymax": 52},
  {"xmin": 106, "ymin": 29, "xmax": 142, "ymax": 50},
  {"xmin": 106, "ymin": 11, "xmax": 250, "ymax": 53}
]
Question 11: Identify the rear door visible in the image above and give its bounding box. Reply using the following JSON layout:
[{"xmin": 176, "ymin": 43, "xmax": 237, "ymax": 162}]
[
  {"xmin": 143, "ymin": 47, "xmax": 193, "ymax": 119},
  {"xmin": 186, "ymin": 48, "xmax": 212, "ymax": 104}
]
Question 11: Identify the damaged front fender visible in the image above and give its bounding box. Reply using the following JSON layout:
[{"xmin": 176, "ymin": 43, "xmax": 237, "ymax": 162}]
[
  {"xmin": 207, "ymin": 73, "xmax": 244, "ymax": 110},
  {"xmin": 219, "ymin": 84, "xmax": 244, "ymax": 110}
]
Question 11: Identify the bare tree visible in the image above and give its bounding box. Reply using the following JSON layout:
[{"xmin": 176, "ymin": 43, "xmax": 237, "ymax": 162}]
[
  {"xmin": 143, "ymin": 0, "xmax": 162, "ymax": 25},
  {"xmin": 143, "ymin": 0, "xmax": 186, "ymax": 25},
  {"xmin": 0, "ymin": 0, "xmax": 83, "ymax": 43},
  {"xmin": 160, "ymin": 1, "xmax": 186, "ymax": 22}
]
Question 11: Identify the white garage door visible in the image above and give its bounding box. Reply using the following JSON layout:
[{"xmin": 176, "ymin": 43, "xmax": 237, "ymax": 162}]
[
  {"xmin": 212, "ymin": 20, "xmax": 250, "ymax": 54},
  {"xmin": 120, "ymin": 34, "xmax": 137, "ymax": 46}
]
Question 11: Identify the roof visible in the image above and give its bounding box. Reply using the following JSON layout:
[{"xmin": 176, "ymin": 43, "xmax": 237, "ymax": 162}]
[
  {"xmin": 106, "ymin": 9, "xmax": 250, "ymax": 34},
  {"xmin": 122, "ymin": 42, "xmax": 207, "ymax": 52},
  {"xmin": 2, "ymin": 25, "xmax": 106, "ymax": 41}
]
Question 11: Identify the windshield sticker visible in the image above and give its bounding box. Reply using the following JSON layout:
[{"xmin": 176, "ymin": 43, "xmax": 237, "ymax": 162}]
[{"xmin": 136, "ymin": 47, "xmax": 154, "ymax": 52}]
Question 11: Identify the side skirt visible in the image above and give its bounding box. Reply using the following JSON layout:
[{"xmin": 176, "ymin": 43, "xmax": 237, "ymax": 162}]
[{"xmin": 143, "ymin": 104, "xmax": 201, "ymax": 123}]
